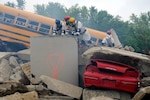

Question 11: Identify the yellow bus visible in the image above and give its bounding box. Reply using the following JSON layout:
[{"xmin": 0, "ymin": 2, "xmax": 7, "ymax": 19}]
[{"xmin": 0, "ymin": 4, "xmax": 106, "ymax": 48}]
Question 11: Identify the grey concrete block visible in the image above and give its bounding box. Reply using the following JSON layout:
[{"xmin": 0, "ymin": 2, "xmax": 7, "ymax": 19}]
[
  {"xmin": 40, "ymin": 75, "xmax": 83, "ymax": 100},
  {"xmin": 82, "ymin": 88, "xmax": 120, "ymax": 100},
  {"xmin": 31, "ymin": 36, "xmax": 78, "ymax": 85}
]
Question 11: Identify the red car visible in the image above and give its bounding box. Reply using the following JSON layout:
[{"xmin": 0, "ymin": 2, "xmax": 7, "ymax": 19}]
[{"xmin": 83, "ymin": 59, "xmax": 140, "ymax": 93}]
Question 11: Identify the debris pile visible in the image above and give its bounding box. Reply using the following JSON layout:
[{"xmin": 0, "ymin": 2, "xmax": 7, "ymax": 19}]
[
  {"xmin": 0, "ymin": 52, "xmax": 82, "ymax": 100},
  {"xmin": 0, "ymin": 47, "xmax": 150, "ymax": 100}
]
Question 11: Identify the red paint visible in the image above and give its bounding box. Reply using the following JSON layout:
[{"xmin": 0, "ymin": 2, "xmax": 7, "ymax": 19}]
[{"xmin": 46, "ymin": 53, "xmax": 64, "ymax": 79}]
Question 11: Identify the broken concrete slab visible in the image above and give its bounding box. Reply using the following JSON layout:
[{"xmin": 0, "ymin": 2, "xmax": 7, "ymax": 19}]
[
  {"xmin": 39, "ymin": 96, "xmax": 74, "ymax": 100},
  {"xmin": 141, "ymin": 77, "xmax": 150, "ymax": 87},
  {"xmin": 21, "ymin": 62, "xmax": 31, "ymax": 80},
  {"xmin": 111, "ymin": 28, "xmax": 122, "ymax": 48},
  {"xmin": 21, "ymin": 63, "xmax": 42, "ymax": 85},
  {"xmin": 17, "ymin": 49, "xmax": 30, "ymax": 54},
  {"xmin": 0, "ymin": 53, "xmax": 30, "ymax": 84},
  {"xmin": 30, "ymin": 77, "xmax": 42, "ymax": 85},
  {"xmin": 0, "ymin": 53, "xmax": 16, "ymax": 60},
  {"xmin": 82, "ymin": 47, "xmax": 150, "ymax": 76},
  {"xmin": 17, "ymin": 49, "xmax": 30, "ymax": 61},
  {"xmin": 132, "ymin": 86, "xmax": 150, "ymax": 100},
  {"xmin": 0, "ymin": 53, "xmax": 29, "ymax": 64},
  {"xmin": 82, "ymin": 88, "xmax": 120, "ymax": 100},
  {"xmin": 90, "ymin": 96, "xmax": 113, "ymax": 100},
  {"xmin": 0, "ymin": 82, "xmax": 28, "ymax": 96},
  {"xmin": 82, "ymin": 88, "xmax": 131, "ymax": 100},
  {"xmin": 9, "ymin": 56, "xmax": 20, "ymax": 67},
  {"xmin": 0, "ymin": 59, "xmax": 11, "ymax": 81},
  {"xmin": 0, "ymin": 52, "xmax": 12, "ymax": 59},
  {"xmin": 0, "ymin": 91, "xmax": 38, "ymax": 100},
  {"xmin": 82, "ymin": 47, "xmax": 150, "ymax": 61},
  {"xmin": 40, "ymin": 75, "xmax": 83, "ymax": 100}
]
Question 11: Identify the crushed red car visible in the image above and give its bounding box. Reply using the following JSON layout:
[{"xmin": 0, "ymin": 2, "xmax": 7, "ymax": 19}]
[{"xmin": 83, "ymin": 59, "xmax": 140, "ymax": 93}]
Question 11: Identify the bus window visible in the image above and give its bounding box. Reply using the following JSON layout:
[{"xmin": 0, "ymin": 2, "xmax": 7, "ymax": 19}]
[
  {"xmin": 39, "ymin": 23, "xmax": 50, "ymax": 34},
  {"xmin": 98, "ymin": 39, "xmax": 102, "ymax": 45},
  {"xmin": 3, "ymin": 13, "xmax": 15, "ymax": 24},
  {"xmin": 91, "ymin": 37, "xmax": 97, "ymax": 43},
  {"xmin": 98, "ymin": 39, "xmax": 102, "ymax": 44},
  {"xmin": 27, "ymin": 20, "xmax": 39, "ymax": 31},
  {"xmin": 0, "ymin": 12, "xmax": 3, "ymax": 21},
  {"xmin": 16, "ymin": 17, "xmax": 26, "ymax": 27}
]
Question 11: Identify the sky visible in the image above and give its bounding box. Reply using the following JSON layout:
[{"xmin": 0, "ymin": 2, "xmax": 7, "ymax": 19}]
[{"xmin": 0, "ymin": 0, "xmax": 150, "ymax": 21}]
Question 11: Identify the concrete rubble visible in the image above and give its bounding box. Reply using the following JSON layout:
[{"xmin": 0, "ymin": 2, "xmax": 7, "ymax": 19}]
[
  {"xmin": 90, "ymin": 96, "xmax": 113, "ymax": 100},
  {"xmin": 0, "ymin": 50, "xmax": 82, "ymax": 100},
  {"xmin": 40, "ymin": 75, "xmax": 83, "ymax": 99},
  {"xmin": 0, "ymin": 82, "xmax": 28, "ymax": 96},
  {"xmin": 82, "ymin": 46, "xmax": 150, "ymax": 76},
  {"xmin": 83, "ymin": 88, "xmax": 131, "ymax": 100},
  {"xmin": 0, "ymin": 47, "xmax": 150, "ymax": 100},
  {"xmin": 132, "ymin": 86, "xmax": 150, "ymax": 100},
  {"xmin": 0, "ymin": 91, "xmax": 38, "ymax": 100}
]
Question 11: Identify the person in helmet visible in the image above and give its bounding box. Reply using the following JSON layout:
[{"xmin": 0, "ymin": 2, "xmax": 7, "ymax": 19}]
[
  {"xmin": 63, "ymin": 15, "xmax": 73, "ymax": 35},
  {"xmin": 68, "ymin": 17, "xmax": 84, "ymax": 35},
  {"xmin": 102, "ymin": 30, "xmax": 115, "ymax": 47},
  {"xmin": 68, "ymin": 17, "xmax": 91, "ymax": 45},
  {"xmin": 51, "ymin": 19, "xmax": 65, "ymax": 36},
  {"xmin": 64, "ymin": 16, "xmax": 70, "ymax": 25}
]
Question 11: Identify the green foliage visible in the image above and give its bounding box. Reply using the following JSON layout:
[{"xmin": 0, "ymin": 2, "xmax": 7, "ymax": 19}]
[
  {"xmin": 34, "ymin": 4, "xmax": 47, "ymax": 16},
  {"xmin": 34, "ymin": 2, "xmax": 66, "ymax": 20},
  {"xmin": 88, "ymin": 6, "xmax": 98, "ymax": 29},
  {"xmin": 4, "ymin": 0, "xmax": 25, "ymax": 10},
  {"xmin": 33, "ymin": 2, "xmax": 150, "ymax": 54},
  {"xmin": 4, "ymin": 1, "xmax": 150, "ymax": 54},
  {"xmin": 96, "ymin": 10, "xmax": 113, "ymax": 31},
  {"xmin": 126, "ymin": 12, "xmax": 150, "ymax": 54},
  {"xmin": 79, "ymin": 6, "xmax": 89, "ymax": 25},
  {"xmin": 4, "ymin": 2, "xmax": 16, "ymax": 8},
  {"xmin": 16, "ymin": 0, "xmax": 25, "ymax": 10}
]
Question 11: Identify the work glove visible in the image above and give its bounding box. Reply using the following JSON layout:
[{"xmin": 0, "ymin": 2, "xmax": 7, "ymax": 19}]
[
  {"xmin": 65, "ymin": 32, "xmax": 68, "ymax": 35},
  {"xmin": 61, "ymin": 32, "xmax": 64, "ymax": 36},
  {"xmin": 74, "ymin": 32, "xmax": 80, "ymax": 36},
  {"xmin": 52, "ymin": 32, "xmax": 56, "ymax": 36},
  {"xmin": 71, "ymin": 31, "xmax": 76, "ymax": 35},
  {"xmin": 65, "ymin": 29, "xmax": 69, "ymax": 35}
]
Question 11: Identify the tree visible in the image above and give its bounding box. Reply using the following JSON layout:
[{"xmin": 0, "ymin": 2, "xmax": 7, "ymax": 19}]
[
  {"xmin": 16, "ymin": 0, "xmax": 26, "ymax": 10},
  {"xmin": 4, "ymin": 2, "xmax": 16, "ymax": 8},
  {"xmin": 96, "ymin": 10, "xmax": 113, "ymax": 31},
  {"xmin": 109, "ymin": 16, "xmax": 131, "ymax": 45},
  {"xmin": 46, "ymin": 2, "xmax": 66, "ymax": 20},
  {"xmin": 34, "ymin": 2, "xmax": 66, "ymax": 20},
  {"xmin": 67, "ymin": 4, "xmax": 81, "ymax": 20},
  {"xmin": 126, "ymin": 12, "xmax": 150, "ymax": 54},
  {"xmin": 5, "ymin": 0, "xmax": 26, "ymax": 10},
  {"xmin": 88, "ymin": 6, "xmax": 98, "ymax": 29},
  {"xmin": 79, "ymin": 6, "xmax": 89, "ymax": 25},
  {"xmin": 34, "ymin": 4, "xmax": 47, "ymax": 16}
]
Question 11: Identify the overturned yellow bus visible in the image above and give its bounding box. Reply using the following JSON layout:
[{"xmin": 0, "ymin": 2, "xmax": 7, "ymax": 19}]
[{"xmin": 0, "ymin": 4, "xmax": 106, "ymax": 48}]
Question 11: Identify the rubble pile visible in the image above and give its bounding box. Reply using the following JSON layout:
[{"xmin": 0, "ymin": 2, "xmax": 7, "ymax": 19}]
[
  {"xmin": 0, "ymin": 52, "xmax": 82, "ymax": 100},
  {"xmin": 0, "ymin": 47, "xmax": 150, "ymax": 100},
  {"xmin": 82, "ymin": 46, "xmax": 150, "ymax": 76},
  {"xmin": 82, "ymin": 46, "xmax": 150, "ymax": 99}
]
